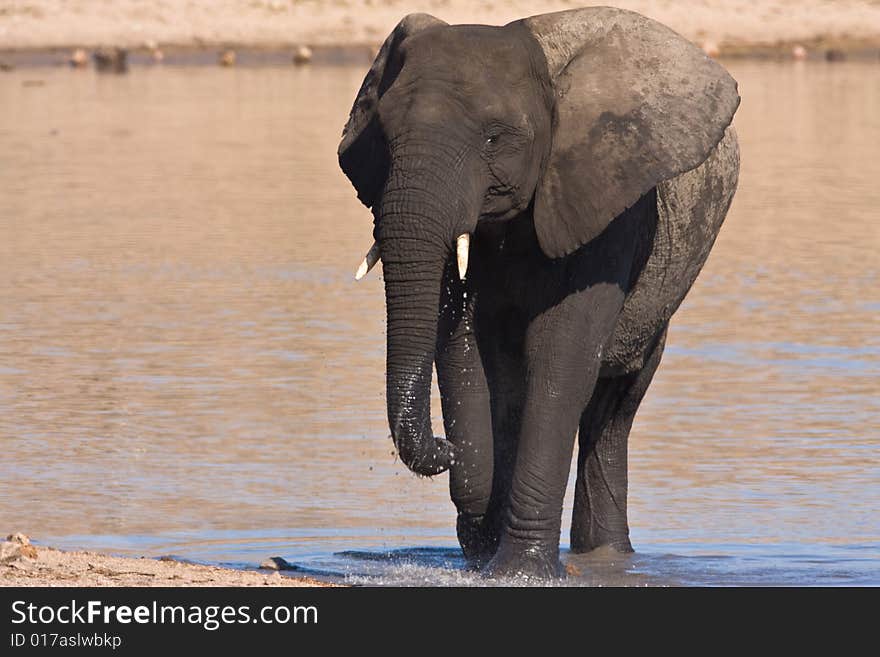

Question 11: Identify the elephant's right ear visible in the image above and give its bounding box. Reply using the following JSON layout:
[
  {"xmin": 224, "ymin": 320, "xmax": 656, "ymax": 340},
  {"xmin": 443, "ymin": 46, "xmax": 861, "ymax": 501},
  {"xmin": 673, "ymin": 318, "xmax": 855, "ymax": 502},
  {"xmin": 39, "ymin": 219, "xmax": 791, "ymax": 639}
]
[
  {"xmin": 520, "ymin": 7, "xmax": 740, "ymax": 258},
  {"xmin": 338, "ymin": 14, "xmax": 447, "ymax": 209}
]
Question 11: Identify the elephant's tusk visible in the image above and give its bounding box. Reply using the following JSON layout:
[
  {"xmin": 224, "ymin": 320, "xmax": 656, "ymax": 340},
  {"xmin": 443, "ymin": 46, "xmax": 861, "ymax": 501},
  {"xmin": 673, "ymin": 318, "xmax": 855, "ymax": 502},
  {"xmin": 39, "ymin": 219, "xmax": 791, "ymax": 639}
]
[
  {"xmin": 355, "ymin": 241, "xmax": 380, "ymax": 281},
  {"xmin": 456, "ymin": 233, "xmax": 470, "ymax": 280}
]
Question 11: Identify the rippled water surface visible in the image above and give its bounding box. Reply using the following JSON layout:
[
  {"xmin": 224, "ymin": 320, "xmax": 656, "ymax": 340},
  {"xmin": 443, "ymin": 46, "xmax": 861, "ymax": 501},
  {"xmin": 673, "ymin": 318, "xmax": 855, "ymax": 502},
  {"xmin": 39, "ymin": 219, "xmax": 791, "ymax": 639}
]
[{"xmin": 1, "ymin": 61, "xmax": 877, "ymax": 585}]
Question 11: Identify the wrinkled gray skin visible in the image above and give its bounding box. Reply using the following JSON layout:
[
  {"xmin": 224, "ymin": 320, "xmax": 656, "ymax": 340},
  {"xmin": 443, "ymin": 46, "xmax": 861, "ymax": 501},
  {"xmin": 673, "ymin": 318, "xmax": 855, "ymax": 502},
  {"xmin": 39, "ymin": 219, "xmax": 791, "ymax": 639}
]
[{"xmin": 339, "ymin": 7, "xmax": 740, "ymax": 578}]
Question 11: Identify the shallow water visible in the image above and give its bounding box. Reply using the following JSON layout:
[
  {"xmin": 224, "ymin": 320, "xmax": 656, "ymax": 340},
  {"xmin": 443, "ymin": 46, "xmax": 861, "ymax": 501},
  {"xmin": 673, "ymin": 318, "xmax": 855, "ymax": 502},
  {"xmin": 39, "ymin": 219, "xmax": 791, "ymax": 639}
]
[{"xmin": 1, "ymin": 61, "xmax": 878, "ymax": 586}]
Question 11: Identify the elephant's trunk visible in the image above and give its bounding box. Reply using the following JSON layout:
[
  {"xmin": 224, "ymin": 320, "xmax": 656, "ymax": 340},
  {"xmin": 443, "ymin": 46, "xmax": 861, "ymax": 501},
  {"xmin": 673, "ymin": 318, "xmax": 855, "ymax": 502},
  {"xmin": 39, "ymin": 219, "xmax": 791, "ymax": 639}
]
[{"xmin": 376, "ymin": 170, "xmax": 462, "ymax": 476}]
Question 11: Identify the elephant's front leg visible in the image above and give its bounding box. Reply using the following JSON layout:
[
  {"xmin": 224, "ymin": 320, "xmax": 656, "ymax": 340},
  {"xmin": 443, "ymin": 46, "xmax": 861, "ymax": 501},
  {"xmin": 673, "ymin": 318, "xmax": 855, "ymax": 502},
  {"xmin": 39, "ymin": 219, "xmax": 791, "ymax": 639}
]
[
  {"xmin": 484, "ymin": 283, "xmax": 625, "ymax": 579},
  {"xmin": 435, "ymin": 270, "xmax": 496, "ymax": 568}
]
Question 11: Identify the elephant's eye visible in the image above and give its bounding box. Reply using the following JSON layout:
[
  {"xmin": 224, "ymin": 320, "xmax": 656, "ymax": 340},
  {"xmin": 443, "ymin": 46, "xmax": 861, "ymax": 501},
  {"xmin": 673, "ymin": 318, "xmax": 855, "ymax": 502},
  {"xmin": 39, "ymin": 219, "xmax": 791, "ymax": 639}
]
[
  {"xmin": 483, "ymin": 123, "xmax": 522, "ymax": 153},
  {"xmin": 484, "ymin": 132, "xmax": 505, "ymax": 153}
]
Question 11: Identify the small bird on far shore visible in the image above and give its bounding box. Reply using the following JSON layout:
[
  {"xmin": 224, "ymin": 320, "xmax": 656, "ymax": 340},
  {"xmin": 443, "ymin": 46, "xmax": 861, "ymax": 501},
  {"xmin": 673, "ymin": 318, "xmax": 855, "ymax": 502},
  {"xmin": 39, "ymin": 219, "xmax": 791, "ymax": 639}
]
[{"xmin": 93, "ymin": 47, "xmax": 128, "ymax": 73}]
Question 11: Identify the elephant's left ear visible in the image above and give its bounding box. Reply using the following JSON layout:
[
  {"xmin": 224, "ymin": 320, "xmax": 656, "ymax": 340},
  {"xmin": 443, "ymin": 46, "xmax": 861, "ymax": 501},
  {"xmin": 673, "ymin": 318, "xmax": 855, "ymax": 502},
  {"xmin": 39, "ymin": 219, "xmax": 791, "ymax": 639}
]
[
  {"xmin": 519, "ymin": 7, "xmax": 740, "ymax": 258},
  {"xmin": 339, "ymin": 13, "xmax": 447, "ymax": 210}
]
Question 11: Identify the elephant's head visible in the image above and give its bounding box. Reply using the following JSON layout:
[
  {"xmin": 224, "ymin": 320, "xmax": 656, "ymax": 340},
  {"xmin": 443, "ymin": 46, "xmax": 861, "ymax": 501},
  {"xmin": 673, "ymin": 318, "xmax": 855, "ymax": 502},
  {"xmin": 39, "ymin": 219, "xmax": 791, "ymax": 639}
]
[{"xmin": 339, "ymin": 8, "xmax": 739, "ymax": 476}]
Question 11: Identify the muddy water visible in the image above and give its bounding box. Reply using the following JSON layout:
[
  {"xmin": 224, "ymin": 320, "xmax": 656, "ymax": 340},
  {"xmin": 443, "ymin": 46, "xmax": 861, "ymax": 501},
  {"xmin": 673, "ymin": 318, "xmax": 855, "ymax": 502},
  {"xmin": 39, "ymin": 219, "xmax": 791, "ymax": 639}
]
[{"xmin": 0, "ymin": 61, "xmax": 877, "ymax": 585}]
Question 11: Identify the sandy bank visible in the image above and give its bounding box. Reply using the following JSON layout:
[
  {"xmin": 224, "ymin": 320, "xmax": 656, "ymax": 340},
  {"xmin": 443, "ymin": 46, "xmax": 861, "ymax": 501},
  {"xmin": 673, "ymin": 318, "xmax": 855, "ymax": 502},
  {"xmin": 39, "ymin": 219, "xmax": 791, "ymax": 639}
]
[
  {"xmin": 1, "ymin": 0, "xmax": 879, "ymax": 56},
  {"xmin": 0, "ymin": 535, "xmax": 332, "ymax": 587}
]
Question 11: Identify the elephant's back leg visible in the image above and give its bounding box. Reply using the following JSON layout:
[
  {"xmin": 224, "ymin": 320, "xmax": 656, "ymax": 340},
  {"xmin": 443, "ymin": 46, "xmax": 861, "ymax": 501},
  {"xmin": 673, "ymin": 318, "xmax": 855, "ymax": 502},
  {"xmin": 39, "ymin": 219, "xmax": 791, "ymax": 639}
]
[{"xmin": 571, "ymin": 326, "xmax": 668, "ymax": 553}]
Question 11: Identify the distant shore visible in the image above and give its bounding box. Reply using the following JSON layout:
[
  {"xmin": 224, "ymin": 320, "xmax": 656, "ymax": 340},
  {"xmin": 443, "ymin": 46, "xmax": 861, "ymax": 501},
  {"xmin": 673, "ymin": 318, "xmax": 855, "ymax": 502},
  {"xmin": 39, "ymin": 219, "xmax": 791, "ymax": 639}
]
[
  {"xmin": 1, "ymin": 0, "xmax": 879, "ymax": 68},
  {"xmin": 1, "ymin": 535, "xmax": 332, "ymax": 587}
]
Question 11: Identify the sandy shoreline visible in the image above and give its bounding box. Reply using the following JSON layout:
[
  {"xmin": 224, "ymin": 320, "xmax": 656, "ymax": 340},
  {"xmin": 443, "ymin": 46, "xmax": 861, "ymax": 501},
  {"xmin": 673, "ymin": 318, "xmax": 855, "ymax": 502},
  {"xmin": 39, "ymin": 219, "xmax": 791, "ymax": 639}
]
[
  {"xmin": 0, "ymin": 536, "xmax": 333, "ymax": 587},
  {"xmin": 1, "ymin": 0, "xmax": 879, "ymax": 62}
]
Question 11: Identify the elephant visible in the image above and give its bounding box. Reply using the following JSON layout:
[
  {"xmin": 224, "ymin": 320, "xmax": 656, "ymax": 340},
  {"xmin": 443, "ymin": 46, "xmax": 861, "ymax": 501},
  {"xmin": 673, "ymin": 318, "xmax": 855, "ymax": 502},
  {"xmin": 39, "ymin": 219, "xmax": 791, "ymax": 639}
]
[{"xmin": 338, "ymin": 7, "xmax": 740, "ymax": 578}]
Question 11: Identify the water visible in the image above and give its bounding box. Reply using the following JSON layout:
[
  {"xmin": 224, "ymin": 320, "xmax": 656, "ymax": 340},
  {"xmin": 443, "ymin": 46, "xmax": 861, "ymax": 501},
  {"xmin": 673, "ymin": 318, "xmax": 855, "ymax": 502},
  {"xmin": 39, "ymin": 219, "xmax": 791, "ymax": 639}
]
[{"xmin": 1, "ymin": 61, "xmax": 878, "ymax": 586}]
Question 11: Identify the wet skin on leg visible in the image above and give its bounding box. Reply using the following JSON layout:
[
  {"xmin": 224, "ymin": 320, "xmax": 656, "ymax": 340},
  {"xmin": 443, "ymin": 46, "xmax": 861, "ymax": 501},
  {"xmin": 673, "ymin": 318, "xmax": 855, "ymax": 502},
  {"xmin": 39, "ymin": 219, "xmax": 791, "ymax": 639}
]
[
  {"xmin": 435, "ymin": 265, "xmax": 497, "ymax": 568},
  {"xmin": 483, "ymin": 283, "xmax": 626, "ymax": 577},
  {"xmin": 477, "ymin": 208, "xmax": 644, "ymax": 578},
  {"xmin": 571, "ymin": 327, "xmax": 668, "ymax": 554}
]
